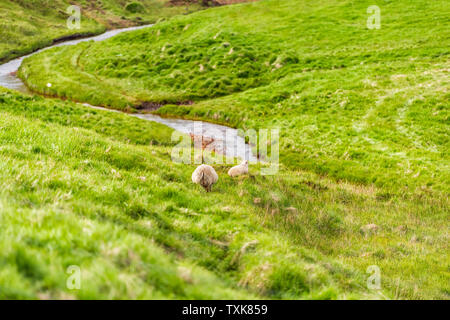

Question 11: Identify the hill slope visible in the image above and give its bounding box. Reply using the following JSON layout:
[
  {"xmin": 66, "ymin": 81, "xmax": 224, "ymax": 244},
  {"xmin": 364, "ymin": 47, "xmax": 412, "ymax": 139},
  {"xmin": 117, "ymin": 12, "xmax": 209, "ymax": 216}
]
[
  {"xmin": 0, "ymin": 87, "xmax": 447, "ymax": 299},
  {"xmin": 3, "ymin": 0, "xmax": 450, "ymax": 299},
  {"xmin": 19, "ymin": 0, "xmax": 449, "ymax": 192},
  {"xmin": 0, "ymin": 0, "xmax": 201, "ymax": 63},
  {"xmin": 0, "ymin": 87, "xmax": 389, "ymax": 299}
]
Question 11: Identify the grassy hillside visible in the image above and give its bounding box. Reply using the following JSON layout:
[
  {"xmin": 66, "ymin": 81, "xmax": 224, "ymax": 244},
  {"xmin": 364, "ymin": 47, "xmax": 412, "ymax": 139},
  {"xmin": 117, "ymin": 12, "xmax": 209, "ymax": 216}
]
[
  {"xmin": 19, "ymin": 0, "xmax": 449, "ymax": 192},
  {"xmin": 0, "ymin": 87, "xmax": 393, "ymax": 299},
  {"xmin": 0, "ymin": 0, "xmax": 201, "ymax": 63},
  {"xmin": 3, "ymin": 0, "xmax": 450, "ymax": 299},
  {"xmin": 1, "ymin": 88, "xmax": 448, "ymax": 299}
]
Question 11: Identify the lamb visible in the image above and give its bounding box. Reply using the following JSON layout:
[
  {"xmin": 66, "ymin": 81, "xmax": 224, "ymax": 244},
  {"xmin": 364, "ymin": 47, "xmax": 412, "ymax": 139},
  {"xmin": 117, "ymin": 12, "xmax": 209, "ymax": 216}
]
[
  {"xmin": 191, "ymin": 164, "xmax": 218, "ymax": 192},
  {"xmin": 228, "ymin": 160, "xmax": 249, "ymax": 177}
]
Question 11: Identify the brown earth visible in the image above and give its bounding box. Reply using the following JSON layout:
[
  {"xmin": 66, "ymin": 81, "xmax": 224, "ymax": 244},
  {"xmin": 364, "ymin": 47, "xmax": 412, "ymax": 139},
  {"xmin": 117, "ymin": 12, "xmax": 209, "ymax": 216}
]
[{"xmin": 170, "ymin": 0, "xmax": 256, "ymax": 7}]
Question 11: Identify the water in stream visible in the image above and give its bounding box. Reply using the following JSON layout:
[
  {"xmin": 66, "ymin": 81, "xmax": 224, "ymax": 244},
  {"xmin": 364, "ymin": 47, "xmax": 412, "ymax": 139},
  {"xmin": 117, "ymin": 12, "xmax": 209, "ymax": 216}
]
[{"xmin": 0, "ymin": 25, "xmax": 258, "ymax": 163}]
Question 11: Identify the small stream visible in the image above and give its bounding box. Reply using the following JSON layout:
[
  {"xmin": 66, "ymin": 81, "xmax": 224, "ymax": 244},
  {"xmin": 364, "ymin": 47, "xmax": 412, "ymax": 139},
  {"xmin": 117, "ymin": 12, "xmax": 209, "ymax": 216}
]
[{"xmin": 0, "ymin": 25, "xmax": 258, "ymax": 162}]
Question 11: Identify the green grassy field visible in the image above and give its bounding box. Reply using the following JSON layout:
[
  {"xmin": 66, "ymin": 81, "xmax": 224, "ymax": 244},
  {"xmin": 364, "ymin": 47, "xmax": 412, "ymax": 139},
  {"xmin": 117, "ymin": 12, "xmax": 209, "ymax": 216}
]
[
  {"xmin": 20, "ymin": 1, "xmax": 450, "ymax": 194},
  {"xmin": 2, "ymin": 0, "xmax": 450, "ymax": 299},
  {"xmin": 0, "ymin": 87, "xmax": 391, "ymax": 299},
  {"xmin": 19, "ymin": 0, "xmax": 449, "ymax": 193},
  {"xmin": 1, "ymin": 87, "xmax": 448, "ymax": 299},
  {"xmin": 0, "ymin": 0, "xmax": 201, "ymax": 63}
]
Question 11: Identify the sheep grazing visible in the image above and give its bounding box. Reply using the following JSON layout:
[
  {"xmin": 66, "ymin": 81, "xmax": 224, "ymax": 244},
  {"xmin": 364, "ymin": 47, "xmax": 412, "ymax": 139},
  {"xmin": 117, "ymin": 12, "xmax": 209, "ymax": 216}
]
[
  {"xmin": 228, "ymin": 160, "xmax": 249, "ymax": 177},
  {"xmin": 192, "ymin": 164, "xmax": 218, "ymax": 192}
]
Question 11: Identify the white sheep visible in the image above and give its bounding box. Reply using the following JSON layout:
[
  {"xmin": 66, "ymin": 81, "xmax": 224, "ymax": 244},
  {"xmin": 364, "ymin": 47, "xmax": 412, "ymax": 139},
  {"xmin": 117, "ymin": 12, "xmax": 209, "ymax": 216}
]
[
  {"xmin": 228, "ymin": 160, "xmax": 249, "ymax": 177},
  {"xmin": 192, "ymin": 164, "xmax": 218, "ymax": 192}
]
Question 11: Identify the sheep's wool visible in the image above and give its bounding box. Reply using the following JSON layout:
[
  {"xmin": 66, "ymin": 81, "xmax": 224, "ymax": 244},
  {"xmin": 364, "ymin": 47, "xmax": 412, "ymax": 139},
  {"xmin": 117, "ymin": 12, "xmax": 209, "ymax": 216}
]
[
  {"xmin": 192, "ymin": 164, "xmax": 219, "ymax": 192},
  {"xmin": 228, "ymin": 160, "xmax": 249, "ymax": 177}
]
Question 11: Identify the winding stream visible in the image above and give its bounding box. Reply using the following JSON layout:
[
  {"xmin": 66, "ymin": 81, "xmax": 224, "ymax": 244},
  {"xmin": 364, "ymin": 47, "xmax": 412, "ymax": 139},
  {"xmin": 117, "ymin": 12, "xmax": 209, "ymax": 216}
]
[{"xmin": 0, "ymin": 25, "xmax": 257, "ymax": 162}]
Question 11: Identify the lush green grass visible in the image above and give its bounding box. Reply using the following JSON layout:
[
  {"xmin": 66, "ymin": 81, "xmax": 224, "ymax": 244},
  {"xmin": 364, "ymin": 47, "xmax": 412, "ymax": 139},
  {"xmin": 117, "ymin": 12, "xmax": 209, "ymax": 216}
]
[
  {"xmin": 0, "ymin": 0, "xmax": 201, "ymax": 63},
  {"xmin": 19, "ymin": 0, "xmax": 450, "ymax": 192},
  {"xmin": 0, "ymin": 87, "xmax": 448, "ymax": 299},
  {"xmin": 0, "ymin": 87, "xmax": 392, "ymax": 299},
  {"xmin": 5, "ymin": 0, "xmax": 450, "ymax": 299}
]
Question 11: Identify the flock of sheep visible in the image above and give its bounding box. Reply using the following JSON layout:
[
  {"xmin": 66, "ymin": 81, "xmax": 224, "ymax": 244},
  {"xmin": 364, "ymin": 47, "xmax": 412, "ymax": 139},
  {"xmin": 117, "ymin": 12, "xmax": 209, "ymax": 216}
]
[{"xmin": 191, "ymin": 160, "xmax": 249, "ymax": 192}]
